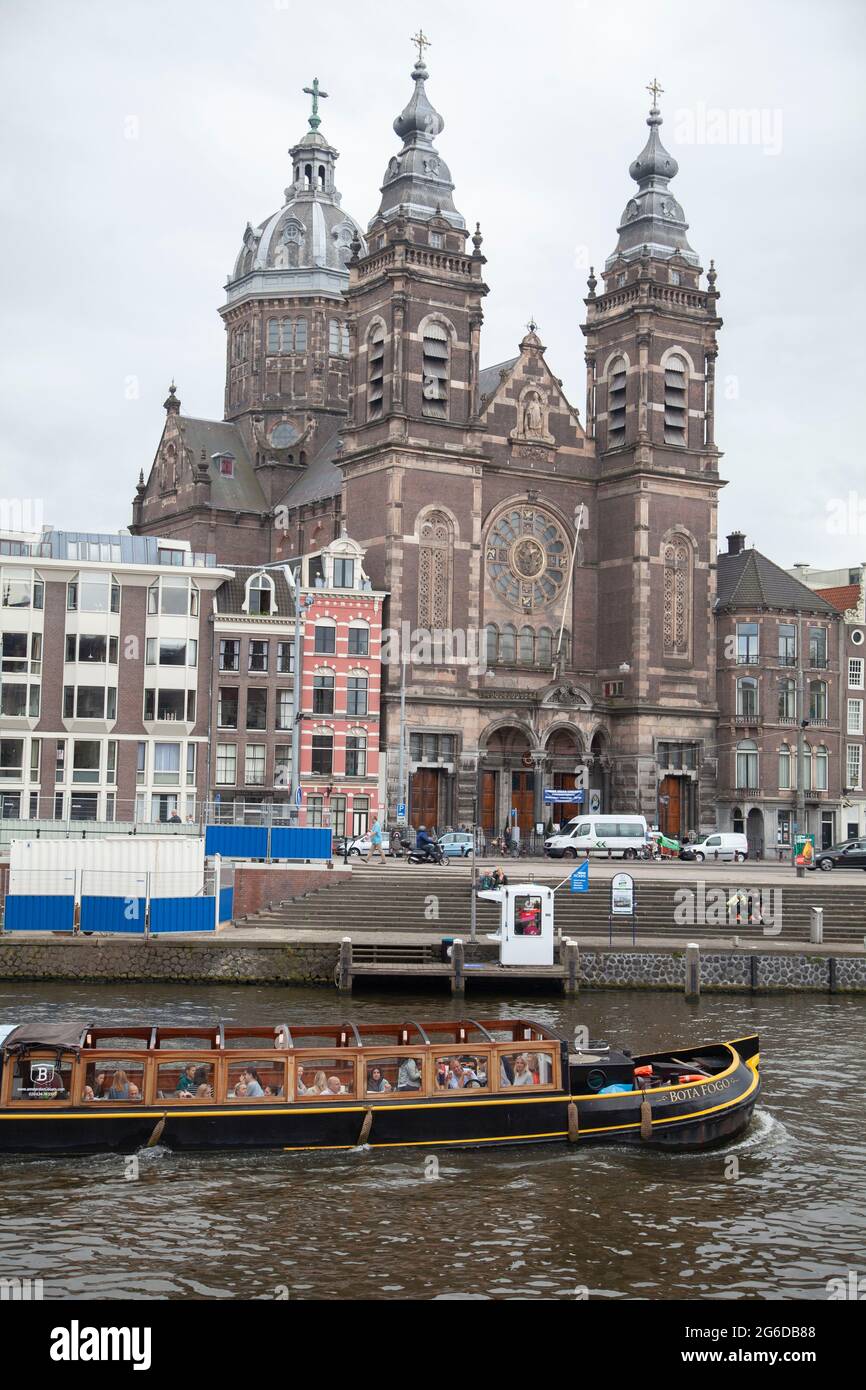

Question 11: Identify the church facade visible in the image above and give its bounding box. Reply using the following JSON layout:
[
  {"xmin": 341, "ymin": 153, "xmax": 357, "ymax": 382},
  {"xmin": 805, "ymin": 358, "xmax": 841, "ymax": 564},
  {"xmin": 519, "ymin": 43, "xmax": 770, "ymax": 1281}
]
[{"xmin": 131, "ymin": 54, "xmax": 727, "ymax": 840}]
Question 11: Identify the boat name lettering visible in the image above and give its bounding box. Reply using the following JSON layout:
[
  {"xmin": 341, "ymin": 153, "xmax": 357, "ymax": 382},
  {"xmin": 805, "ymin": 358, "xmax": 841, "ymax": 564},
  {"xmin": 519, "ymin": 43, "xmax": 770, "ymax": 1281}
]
[{"xmin": 669, "ymin": 1078, "xmax": 733, "ymax": 1104}]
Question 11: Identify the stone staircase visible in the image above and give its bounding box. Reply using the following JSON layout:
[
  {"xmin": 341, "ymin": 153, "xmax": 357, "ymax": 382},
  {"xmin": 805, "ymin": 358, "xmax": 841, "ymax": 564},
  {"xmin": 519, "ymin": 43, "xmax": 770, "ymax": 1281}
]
[{"xmin": 238, "ymin": 870, "xmax": 866, "ymax": 945}]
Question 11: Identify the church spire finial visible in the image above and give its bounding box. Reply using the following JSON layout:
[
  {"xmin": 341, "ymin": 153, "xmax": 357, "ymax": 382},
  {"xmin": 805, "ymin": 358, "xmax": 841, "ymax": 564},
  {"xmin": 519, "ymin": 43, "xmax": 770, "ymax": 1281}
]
[
  {"xmin": 411, "ymin": 29, "xmax": 431, "ymax": 65},
  {"xmin": 302, "ymin": 77, "xmax": 329, "ymax": 132},
  {"xmin": 646, "ymin": 76, "xmax": 664, "ymax": 109}
]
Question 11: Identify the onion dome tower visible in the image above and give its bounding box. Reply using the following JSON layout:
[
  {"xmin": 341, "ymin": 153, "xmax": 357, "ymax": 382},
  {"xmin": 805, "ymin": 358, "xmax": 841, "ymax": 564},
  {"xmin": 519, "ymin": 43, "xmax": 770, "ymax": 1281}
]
[{"xmin": 219, "ymin": 79, "xmax": 368, "ymax": 441}]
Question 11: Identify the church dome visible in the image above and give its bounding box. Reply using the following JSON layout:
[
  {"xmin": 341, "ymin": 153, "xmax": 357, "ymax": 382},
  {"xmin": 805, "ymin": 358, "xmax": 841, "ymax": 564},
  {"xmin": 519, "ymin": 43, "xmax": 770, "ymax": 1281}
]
[{"xmin": 226, "ymin": 99, "xmax": 367, "ymax": 304}]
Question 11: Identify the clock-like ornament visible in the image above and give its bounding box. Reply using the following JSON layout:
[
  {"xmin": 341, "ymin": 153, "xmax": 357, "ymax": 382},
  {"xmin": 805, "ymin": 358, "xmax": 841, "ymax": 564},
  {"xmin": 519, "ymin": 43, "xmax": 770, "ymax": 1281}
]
[{"xmin": 485, "ymin": 507, "xmax": 569, "ymax": 610}]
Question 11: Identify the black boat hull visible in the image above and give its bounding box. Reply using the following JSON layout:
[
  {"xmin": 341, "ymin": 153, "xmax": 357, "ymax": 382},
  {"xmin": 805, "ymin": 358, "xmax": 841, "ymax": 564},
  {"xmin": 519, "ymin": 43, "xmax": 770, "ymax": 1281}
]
[{"xmin": 0, "ymin": 1040, "xmax": 759, "ymax": 1156}]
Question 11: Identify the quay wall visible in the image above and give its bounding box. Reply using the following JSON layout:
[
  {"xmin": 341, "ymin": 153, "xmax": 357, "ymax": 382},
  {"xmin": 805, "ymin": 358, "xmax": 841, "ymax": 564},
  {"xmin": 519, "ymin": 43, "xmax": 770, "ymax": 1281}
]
[{"xmin": 0, "ymin": 937, "xmax": 865, "ymax": 992}]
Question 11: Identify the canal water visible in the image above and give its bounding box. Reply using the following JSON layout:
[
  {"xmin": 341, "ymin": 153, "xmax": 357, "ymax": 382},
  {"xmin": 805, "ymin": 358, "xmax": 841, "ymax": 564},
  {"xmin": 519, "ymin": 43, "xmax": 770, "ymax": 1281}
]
[{"xmin": 0, "ymin": 983, "xmax": 862, "ymax": 1301}]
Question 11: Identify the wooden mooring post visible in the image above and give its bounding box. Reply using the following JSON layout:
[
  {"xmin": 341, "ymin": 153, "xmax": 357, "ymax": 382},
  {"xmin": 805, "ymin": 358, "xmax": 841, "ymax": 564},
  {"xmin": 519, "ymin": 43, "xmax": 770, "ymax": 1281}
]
[
  {"xmin": 337, "ymin": 936, "xmax": 353, "ymax": 993},
  {"xmin": 685, "ymin": 941, "xmax": 701, "ymax": 1001},
  {"xmin": 450, "ymin": 937, "xmax": 465, "ymax": 995},
  {"xmin": 562, "ymin": 937, "xmax": 580, "ymax": 995}
]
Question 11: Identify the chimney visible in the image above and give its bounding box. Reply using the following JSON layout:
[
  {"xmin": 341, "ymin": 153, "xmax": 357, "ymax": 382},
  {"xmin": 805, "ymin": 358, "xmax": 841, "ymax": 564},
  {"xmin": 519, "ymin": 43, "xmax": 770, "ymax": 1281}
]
[{"xmin": 726, "ymin": 531, "xmax": 746, "ymax": 556}]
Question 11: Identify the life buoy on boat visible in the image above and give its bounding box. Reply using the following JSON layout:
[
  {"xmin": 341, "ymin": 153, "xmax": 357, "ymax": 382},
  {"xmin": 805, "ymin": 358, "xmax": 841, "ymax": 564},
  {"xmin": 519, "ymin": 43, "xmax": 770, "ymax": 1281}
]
[
  {"xmin": 676, "ymin": 1074, "xmax": 705, "ymax": 1085},
  {"xmin": 633, "ymin": 1065, "xmax": 653, "ymax": 1078}
]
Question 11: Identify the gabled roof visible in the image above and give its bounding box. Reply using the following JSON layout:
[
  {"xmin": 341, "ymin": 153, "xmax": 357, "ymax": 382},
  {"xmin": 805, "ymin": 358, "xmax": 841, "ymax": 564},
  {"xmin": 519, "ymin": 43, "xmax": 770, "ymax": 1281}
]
[
  {"xmin": 215, "ymin": 565, "xmax": 296, "ymax": 617},
  {"xmin": 717, "ymin": 548, "xmax": 838, "ymax": 615},
  {"xmin": 815, "ymin": 583, "xmax": 861, "ymax": 614},
  {"xmin": 174, "ymin": 416, "xmax": 267, "ymax": 513},
  {"xmin": 478, "ymin": 357, "xmax": 519, "ymax": 406}
]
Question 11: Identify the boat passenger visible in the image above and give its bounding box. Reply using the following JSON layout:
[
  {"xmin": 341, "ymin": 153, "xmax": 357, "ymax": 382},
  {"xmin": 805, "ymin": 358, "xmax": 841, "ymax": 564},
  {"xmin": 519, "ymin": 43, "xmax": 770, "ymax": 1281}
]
[
  {"xmin": 83, "ymin": 1085, "xmax": 96, "ymax": 1102},
  {"xmin": 312, "ymin": 1070, "xmax": 328, "ymax": 1094},
  {"xmin": 195, "ymin": 1083, "xmax": 213, "ymax": 1099},
  {"xmin": 128, "ymin": 1081, "xmax": 140, "ymax": 1100},
  {"xmin": 512, "ymin": 1055, "xmax": 536, "ymax": 1087},
  {"xmin": 322, "ymin": 1075, "xmax": 345, "ymax": 1095},
  {"xmin": 367, "ymin": 1066, "xmax": 392, "ymax": 1094},
  {"xmin": 242, "ymin": 1068, "xmax": 264, "ymax": 1098},
  {"xmin": 192, "ymin": 1066, "xmax": 210, "ymax": 1090},
  {"xmin": 175, "ymin": 1068, "xmax": 195, "ymax": 1097},
  {"xmin": 108, "ymin": 1069, "xmax": 131, "ymax": 1100},
  {"xmin": 396, "ymin": 1058, "xmax": 422, "ymax": 1091},
  {"xmin": 234, "ymin": 1080, "xmax": 249, "ymax": 1098},
  {"xmin": 296, "ymin": 1066, "xmax": 308, "ymax": 1094}
]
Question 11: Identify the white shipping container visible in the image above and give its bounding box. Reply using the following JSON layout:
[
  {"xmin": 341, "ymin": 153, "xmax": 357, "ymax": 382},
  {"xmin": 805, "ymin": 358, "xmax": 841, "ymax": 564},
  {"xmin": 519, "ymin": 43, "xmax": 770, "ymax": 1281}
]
[{"xmin": 9, "ymin": 837, "xmax": 205, "ymax": 899}]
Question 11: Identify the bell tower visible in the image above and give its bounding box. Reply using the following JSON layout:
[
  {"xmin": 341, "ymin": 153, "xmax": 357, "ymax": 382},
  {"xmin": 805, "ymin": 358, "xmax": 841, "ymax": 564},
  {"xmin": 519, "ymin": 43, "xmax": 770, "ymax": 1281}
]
[{"xmin": 581, "ymin": 82, "xmax": 723, "ymax": 824}]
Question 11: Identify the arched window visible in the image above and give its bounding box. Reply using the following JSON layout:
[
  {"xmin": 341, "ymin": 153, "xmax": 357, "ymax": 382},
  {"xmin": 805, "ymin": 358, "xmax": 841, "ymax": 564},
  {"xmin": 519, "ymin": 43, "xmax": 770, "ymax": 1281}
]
[
  {"xmin": 304, "ymin": 163, "xmax": 313, "ymax": 189},
  {"xmin": 778, "ymin": 744, "xmax": 792, "ymax": 791},
  {"xmin": 537, "ymin": 628, "xmax": 553, "ymax": 666},
  {"xmin": 663, "ymin": 539, "xmax": 691, "ymax": 657},
  {"xmin": 485, "ymin": 625, "xmax": 498, "ymax": 666},
  {"xmin": 245, "ymin": 572, "xmax": 276, "ymax": 616},
  {"xmin": 367, "ymin": 325, "xmax": 385, "ymax": 420},
  {"xmin": 280, "ymin": 318, "xmax": 293, "ymax": 353},
  {"xmin": 519, "ymin": 626, "xmax": 535, "ymax": 664},
  {"xmin": 809, "ymin": 679, "xmax": 827, "ymax": 721},
  {"xmin": 421, "ymin": 322, "xmax": 450, "ymax": 418},
  {"xmin": 318, "ymin": 164, "xmax": 326, "ymax": 189},
  {"xmin": 417, "ymin": 511, "xmax": 453, "ymax": 629},
  {"xmin": 778, "ymin": 678, "xmax": 796, "ymax": 720},
  {"xmin": 663, "ymin": 354, "xmax": 688, "ymax": 446},
  {"xmin": 736, "ymin": 739, "xmax": 758, "ymax": 790},
  {"xmin": 267, "ymin": 319, "xmax": 280, "ymax": 354},
  {"xmin": 803, "ymin": 744, "xmax": 813, "ymax": 791},
  {"xmin": 607, "ymin": 357, "xmax": 627, "ymax": 447},
  {"xmin": 815, "ymin": 745, "xmax": 829, "ymax": 791},
  {"xmin": 294, "ymin": 317, "xmax": 307, "ymax": 352},
  {"xmin": 499, "ymin": 624, "xmax": 517, "ymax": 664},
  {"xmin": 732, "ymin": 806, "xmax": 745, "ymax": 835},
  {"xmin": 736, "ymin": 677, "xmax": 758, "ymax": 719}
]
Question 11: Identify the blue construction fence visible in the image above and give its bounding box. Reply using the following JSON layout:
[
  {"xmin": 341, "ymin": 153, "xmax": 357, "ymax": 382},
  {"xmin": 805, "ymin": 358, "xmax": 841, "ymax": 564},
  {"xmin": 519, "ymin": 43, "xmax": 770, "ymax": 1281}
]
[
  {"xmin": 2, "ymin": 892, "xmax": 218, "ymax": 936},
  {"xmin": 204, "ymin": 825, "xmax": 332, "ymax": 861}
]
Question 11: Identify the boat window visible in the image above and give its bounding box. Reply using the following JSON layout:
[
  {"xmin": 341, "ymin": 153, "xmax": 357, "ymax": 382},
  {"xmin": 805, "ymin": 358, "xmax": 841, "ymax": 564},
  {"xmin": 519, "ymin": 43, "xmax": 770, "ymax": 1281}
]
[
  {"xmin": 226, "ymin": 1060, "xmax": 286, "ymax": 1101},
  {"xmin": 295, "ymin": 1058, "xmax": 356, "ymax": 1099},
  {"xmin": 365, "ymin": 1056, "xmax": 424, "ymax": 1095},
  {"xmin": 434, "ymin": 1054, "xmax": 489, "ymax": 1090},
  {"xmin": 499, "ymin": 1048, "xmax": 555, "ymax": 1089},
  {"xmin": 83, "ymin": 1058, "xmax": 145, "ymax": 1102},
  {"xmin": 11, "ymin": 1054, "xmax": 75, "ymax": 1102},
  {"xmin": 156, "ymin": 1060, "xmax": 215, "ymax": 1101}
]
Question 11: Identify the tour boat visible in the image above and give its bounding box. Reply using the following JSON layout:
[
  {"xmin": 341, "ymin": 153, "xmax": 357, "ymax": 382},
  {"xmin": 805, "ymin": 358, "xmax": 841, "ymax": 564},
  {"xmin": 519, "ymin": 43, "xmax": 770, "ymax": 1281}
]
[{"xmin": 0, "ymin": 1020, "xmax": 760, "ymax": 1155}]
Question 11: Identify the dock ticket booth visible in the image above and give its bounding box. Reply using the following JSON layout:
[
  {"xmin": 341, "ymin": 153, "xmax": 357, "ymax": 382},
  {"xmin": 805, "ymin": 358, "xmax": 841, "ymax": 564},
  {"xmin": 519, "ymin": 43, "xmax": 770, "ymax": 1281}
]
[{"xmin": 477, "ymin": 883, "xmax": 555, "ymax": 966}]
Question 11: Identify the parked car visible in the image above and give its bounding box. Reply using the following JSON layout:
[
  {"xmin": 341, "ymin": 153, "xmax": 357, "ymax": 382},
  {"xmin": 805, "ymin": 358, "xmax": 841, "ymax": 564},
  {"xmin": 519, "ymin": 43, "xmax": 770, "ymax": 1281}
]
[
  {"xmin": 680, "ymin": 832, "xmax": 748, "ymax": 863},
  {"xmin": 812, "ymin": 839, "xmax": 866, "ymax": 871},
  {"xmin": 438, "ymin": 832, "xmax": 474, "ymax": 858}
]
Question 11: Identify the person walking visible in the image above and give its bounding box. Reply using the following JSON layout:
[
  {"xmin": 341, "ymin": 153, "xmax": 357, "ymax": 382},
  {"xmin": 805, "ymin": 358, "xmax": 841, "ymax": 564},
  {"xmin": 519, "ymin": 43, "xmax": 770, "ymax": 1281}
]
[{"xmin": 369, "ymin": 815, "xmax": 387, "ymax": 865}]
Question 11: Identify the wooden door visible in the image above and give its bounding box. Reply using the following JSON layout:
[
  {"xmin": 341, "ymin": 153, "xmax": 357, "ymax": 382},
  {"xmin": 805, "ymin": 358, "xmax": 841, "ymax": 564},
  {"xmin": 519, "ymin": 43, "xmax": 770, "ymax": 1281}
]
[
  {"xmin": 552, "ymin": 772, "xmax": 581, "ymax": 825},
  {"xmin": 659, "ymin": 776, "xmax": 681, "ymax": 838},
  {"xmin": 511, "ymin": 771, "xmax": 535, "ymax": 836},
  {"xmin": 481, "ymin": 771, "xmax": 497, "ymax": 832},
  {"xmin": 410, "ymin": 769, "xmax": 440, "ymax": 829}
]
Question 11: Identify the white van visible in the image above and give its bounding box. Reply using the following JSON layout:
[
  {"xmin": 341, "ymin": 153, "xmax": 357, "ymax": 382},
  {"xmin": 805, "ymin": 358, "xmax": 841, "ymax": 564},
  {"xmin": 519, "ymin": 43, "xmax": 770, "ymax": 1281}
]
[
  {"xmin": 545, "ymin": 814, "xmax": 649, "ymax": 860},
  {"xmin": 685, "ymin": 832, "xmax": 748, "ymax": 863}
]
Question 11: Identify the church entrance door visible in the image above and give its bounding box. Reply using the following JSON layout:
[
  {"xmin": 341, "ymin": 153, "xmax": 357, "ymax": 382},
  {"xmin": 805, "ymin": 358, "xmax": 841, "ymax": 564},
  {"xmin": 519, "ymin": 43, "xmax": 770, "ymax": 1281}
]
[
  {"xmin": 659, "ymin": 775, "xmax": 683, "ymax": 839},
  {"xmin": 410, "ymin": 769, "xmax": 441, "ymax": 831},
  {"xmin": 481, "ymin": 771, "xmax": 498, "ymax": 833},
  {"xmin": 510, "ymin": 771, "xmax": 535, "ymax": 837}
]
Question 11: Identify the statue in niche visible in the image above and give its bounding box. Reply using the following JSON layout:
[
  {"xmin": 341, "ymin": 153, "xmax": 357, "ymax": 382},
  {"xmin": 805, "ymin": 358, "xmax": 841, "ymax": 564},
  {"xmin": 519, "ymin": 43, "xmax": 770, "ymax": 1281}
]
[{"xmin": 522, "ymin": 391, "xmax": 545, "ymax": 437}]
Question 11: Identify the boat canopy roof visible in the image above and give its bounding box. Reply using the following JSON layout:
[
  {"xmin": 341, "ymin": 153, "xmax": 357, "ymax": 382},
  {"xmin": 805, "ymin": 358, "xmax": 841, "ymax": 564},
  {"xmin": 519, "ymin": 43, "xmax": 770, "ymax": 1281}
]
[
  {"xmin": 0, "ymin": 1019, "xmax": 563, "ymax": 1055},
  {"xmin": 2, "ymin": 1023, "xmax": 91, "ymax": 1056}
]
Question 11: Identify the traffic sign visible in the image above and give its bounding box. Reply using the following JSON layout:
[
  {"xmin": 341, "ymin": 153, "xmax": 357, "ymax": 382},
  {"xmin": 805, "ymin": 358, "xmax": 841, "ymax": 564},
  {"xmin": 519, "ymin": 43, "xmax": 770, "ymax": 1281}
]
[
  {"xmin": 397, "ymin": 801, "xmax": 406, "ymax": 818},
  {"xmin": 570, "ymin": 862, "xmax": 589, "ymax": 893}
]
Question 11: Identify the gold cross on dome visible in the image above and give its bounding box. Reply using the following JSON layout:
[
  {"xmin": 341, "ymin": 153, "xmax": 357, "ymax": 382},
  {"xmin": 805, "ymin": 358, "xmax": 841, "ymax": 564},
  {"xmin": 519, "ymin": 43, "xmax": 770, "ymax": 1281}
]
[
  {"xmin": 646, "ymin": 77, "xmax": 664, "ymax": 106},
  {"xmin": 412, "ymin": 29, "xmax": 431, "ymax": 63}
]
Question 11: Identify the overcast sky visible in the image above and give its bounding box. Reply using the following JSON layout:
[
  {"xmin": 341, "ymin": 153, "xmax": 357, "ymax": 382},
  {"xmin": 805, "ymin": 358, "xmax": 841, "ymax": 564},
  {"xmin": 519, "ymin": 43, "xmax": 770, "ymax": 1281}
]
[{"xmin": 1, "ymin": 0, "xmax": 864, "ymax": 567}]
